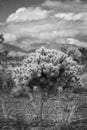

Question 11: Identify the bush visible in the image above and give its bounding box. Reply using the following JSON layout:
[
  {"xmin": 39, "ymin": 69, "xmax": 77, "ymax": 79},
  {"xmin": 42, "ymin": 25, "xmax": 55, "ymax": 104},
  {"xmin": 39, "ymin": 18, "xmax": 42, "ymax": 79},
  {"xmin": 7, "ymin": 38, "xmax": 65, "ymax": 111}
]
[
  {"xmin": 11, "ymin": 47, "xmax": 82, "ymax": 122},
  {"xmin": 66, "ymin": 47, "xmax": 82, "ymax": 63},
  {"xmin": 12, "ymin": 47, "xmax": 81, "ymax": 93},
  {"xmin": 0, "ymin": 69, "xmax": 14, "ymax": 93}
]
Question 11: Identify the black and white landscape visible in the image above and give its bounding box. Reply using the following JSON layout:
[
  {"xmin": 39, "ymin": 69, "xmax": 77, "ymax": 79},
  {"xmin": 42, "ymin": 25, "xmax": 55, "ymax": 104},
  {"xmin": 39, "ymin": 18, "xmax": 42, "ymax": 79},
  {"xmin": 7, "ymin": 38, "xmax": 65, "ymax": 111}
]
[{"xmin": 0, "ymin": 0, "xmax": 87, "ymax": 130}]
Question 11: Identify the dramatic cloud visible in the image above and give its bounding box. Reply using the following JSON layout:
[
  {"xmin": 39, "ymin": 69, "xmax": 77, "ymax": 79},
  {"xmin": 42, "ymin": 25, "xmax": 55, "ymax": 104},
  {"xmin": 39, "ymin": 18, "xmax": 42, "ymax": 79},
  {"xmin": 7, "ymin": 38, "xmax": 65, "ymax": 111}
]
[
  {"xmin": 0, "ymin": 1, "xmax": 87, "ymax": 50},
  {"xmin": 7, "ymin": 7, "xmax": 49, "ymax": 22}
]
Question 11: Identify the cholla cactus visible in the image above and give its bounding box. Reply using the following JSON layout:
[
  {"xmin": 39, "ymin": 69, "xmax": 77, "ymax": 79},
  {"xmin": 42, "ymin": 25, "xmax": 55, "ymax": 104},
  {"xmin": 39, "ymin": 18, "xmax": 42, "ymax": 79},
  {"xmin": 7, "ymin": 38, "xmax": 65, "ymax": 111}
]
[
  {"xmin": 12, "ymin": 47, "xmax": 82, "ymax": 120},
  {"xmin": 12, "ymin": 47, "xmax": 81, "ymax": 96}
]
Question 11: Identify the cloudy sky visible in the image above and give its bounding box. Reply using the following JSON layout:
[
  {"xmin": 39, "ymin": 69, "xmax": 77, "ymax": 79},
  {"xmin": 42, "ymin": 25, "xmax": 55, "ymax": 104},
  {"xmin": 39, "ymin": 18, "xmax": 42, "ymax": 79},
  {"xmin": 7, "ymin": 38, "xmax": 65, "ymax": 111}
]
[{"xmin": 0, "ymin": 0, "xmax": 87, "ymax": 50}]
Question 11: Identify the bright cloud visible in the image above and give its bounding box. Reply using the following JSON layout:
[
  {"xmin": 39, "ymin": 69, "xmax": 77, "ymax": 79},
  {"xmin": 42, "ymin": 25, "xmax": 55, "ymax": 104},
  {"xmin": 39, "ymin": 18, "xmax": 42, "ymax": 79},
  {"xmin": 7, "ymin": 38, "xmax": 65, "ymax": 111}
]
[
  {"xmin": 67, "ymin": 38, "xmax": 87, "ymax": 47},
  {"xmin": 42, "ymin": 0, "xmax": 87, "ymax": 12},
  {"xmin": 7, "ymin": 7, "xmax": 49, "ymax": 22},
  {"xmin": 54, "ymin": 12, "xmax": 87, "ymax": 21},
  {"xmin": 42, "ymin": 0, "xmax": 65, "ymax": 8},
  {"xmin": 0, "ymin": 2, "xmax": 87, "ymax": 50},
  {"xmin": 54, "ymin": 13, "xmax": 80, "ymax": 21},
  {"xmin": 4, "ymin": 33, "xmax": 17, "ymax": 42}
]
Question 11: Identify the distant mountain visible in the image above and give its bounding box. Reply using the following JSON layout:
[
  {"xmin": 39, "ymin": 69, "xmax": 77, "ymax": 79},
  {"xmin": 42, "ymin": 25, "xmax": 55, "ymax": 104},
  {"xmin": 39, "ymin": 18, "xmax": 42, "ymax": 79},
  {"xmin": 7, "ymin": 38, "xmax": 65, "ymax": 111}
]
[
  {"xmin": 0, "ymin": 42, "xmax": 36, "ymax": 54},
  {"xmin": 0, "ymin": 38, "xmax": 87, "ymax": 59}
]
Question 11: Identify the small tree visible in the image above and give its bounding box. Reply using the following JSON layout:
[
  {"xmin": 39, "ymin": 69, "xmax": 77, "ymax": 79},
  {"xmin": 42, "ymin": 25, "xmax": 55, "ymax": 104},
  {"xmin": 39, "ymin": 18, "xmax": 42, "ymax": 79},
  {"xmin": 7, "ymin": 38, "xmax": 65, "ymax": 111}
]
[
  {"xmin": 66, "ymin": 47, "xmax": 82, "ymax": 63},
  {"xmin": 0, "ymin": 34, "xmax": 4, "ymax": 44},
  {"xmin": 12, "ymin": 47, "xmax": 81, "ymax": 121}
]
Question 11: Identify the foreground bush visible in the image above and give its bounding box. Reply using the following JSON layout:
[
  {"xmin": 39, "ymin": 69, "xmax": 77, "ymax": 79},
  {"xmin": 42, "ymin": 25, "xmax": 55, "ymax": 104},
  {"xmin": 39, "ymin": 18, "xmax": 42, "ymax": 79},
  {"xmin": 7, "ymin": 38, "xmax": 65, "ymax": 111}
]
[{"xmin": 12, "ymin": 47, "xmax": 82, "ymax": 126}]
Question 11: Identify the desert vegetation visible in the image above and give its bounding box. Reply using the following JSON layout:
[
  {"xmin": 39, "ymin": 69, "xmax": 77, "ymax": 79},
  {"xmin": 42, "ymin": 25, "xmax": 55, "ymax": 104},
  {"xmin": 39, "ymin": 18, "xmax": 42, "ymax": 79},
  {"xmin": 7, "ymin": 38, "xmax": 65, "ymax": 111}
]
[{"xmin": 0, "ymin": 37, "xmax": 87, "ymax": 130}]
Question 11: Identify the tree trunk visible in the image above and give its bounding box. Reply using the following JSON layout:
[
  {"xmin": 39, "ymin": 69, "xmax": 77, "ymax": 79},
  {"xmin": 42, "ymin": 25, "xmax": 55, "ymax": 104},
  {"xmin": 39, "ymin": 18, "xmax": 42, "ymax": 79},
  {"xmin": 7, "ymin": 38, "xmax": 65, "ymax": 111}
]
[
  {"xmin": 38, "ymin": 92, "xmax": 45, "ymax": 121},
  {"xmin": 29, "ymin": 93, "xmax": 35, "ymax": 109},
  {"xmin": 1, "ymin": 99, "xmax": 7, "ymax": 119},
  {"xmin": 39, "ymin": 99, "xmax": 44, "ymax": 120}
]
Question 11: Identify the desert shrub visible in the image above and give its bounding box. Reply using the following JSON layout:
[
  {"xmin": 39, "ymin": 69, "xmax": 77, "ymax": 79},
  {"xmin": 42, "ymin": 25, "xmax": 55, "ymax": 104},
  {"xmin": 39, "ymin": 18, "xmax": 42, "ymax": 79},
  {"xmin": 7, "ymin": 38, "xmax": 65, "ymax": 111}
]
[
  {"xmin": 0, "ymin": 69, "xmax": 14, "ymax": 93},
  {"xmin": 66, "ymin": 47, "xmax": 82, "ymax": 63},
  {"xmin": 0, "ymin": 98, "xmax": 29, "ymax": 130},
  {"xmin": 11, "ymin": 47, "xmax": 82, "ymax": 123},
  {"xmin": 60, "ymin": 45, "xmax": 68, "ymax": 53},
  {"xmin": 12, "ymin": 47, "xmax": 81, "ymax": 91},
  {"xmin": 0, "ymin": 34, "xmax": 4, "ymax": 43},
  {"xmin": 79, "ymin": 47, "xmax": 87, "ymax": 64}
]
